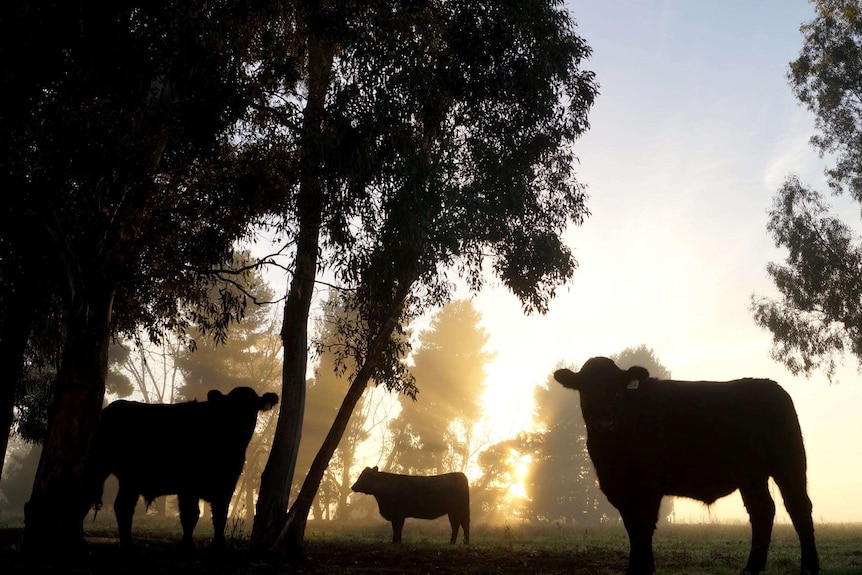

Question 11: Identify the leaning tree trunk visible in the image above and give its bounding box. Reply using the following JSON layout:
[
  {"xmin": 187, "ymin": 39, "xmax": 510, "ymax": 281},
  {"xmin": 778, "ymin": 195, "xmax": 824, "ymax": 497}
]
[
  {"xmin": 249, "ymin": 32, "xmax": 335, "ymax": 555},
  {"xmin": 275, "ymin": 281, "xmax": 415, "ymax": 561},
  {"xmin": 22, "ymin": 271, "xmax": 114, "ymax": 558}
]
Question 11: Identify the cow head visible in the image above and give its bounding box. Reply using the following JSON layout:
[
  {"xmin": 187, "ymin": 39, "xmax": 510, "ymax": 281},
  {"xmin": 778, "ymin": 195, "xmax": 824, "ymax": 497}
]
[
  {"xmin": 207, "ymin": 387, "xmax": 279, "ymax": 411},
  {"xmin": 554, "ymin": 357, "xmax": 649, "ymax": 434},
  {"xmin": 206, "ymin": 387, "xmax": 279, "ymax": 438},
  {"xmin": 351, "ymin": 466, "xmax": 379, "ymax": 494}
]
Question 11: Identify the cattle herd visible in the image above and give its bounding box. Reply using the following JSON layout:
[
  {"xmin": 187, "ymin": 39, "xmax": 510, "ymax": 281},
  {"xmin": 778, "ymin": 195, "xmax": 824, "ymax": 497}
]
[{"xmin": 85, "ymin": 356, "xmax": 820, "ymax": 575}]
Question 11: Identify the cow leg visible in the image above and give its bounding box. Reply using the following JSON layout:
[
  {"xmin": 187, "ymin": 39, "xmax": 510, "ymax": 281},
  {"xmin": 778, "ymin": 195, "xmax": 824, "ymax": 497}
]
[
  {"xmin": 210, "ymin": 497, "xmax": 229, "ymax": 550},
  {"xmin": 739, "ymin": 480, "xmax": 775, "ymax": 574},
  {"xmin": 114, "ymin": 484, "xmax": 139, "ymax": 549},
  {"xmin": 390, "ymin": 517, "xmax": 405, "ymax": 544},
  {"xmin": 619, "ymin": 496, "xmax": 661, "ymax": 575},
  {"xmin": 773, "ymin": 475, "xmax": 819, "ymax": 575},
  {"xmin": 178, "ymin": 493, "xmax": 200, "ymax": 552},
  {"xmin": 447, "ymin": 514, "xmax": 459, "ymax": 544},
  {"xmin": 446, "ymin": 513, "xmax": 470, "ymax": 544}
]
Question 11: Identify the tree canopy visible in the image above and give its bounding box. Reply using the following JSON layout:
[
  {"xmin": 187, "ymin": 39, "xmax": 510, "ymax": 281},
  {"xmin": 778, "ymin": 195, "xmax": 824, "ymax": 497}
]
[
  {"xmin": 1, "ymin": 0, "xmax": 281, "ymax": 553},
  {"xmin": 790, "ymin": 0, "xmax": 862, "ymax": 199},
  {"xmin": 753, "ymin": 0, "xmax": 862, "ymax": 378}
]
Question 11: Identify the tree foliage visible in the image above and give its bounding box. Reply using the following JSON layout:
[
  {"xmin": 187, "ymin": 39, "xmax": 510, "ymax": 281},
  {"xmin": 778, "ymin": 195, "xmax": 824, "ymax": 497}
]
[
  {"xmin": 388, "ymin": 300, "xmax": 493, "ymax": 475},
  {"xmin": 176, "ymin": 270, "xmax": 278, "ymax": 402},
  {"xmin": 753, "ymin": 177, "xmax": 862, "ymax": 378},
  {"xmin": 472, "ymin": 434, "xmax": 537, "ymax": 523},
  {"xmin": 0, "ymin": 0, "xmax": 281, "ymax": 553},
  {"xmin": 754, "ymin": 0, "xmax": 862, "ymax": 378},
  {"xmin": 790, "ymin": 0, "xmax": 862, "ymax": 198}
]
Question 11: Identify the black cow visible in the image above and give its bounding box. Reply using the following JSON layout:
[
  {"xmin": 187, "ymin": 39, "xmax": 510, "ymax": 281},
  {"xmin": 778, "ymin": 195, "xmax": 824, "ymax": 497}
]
[
  {"xmin": 88, "ymin": 387, "xmax": 278, "ymax": 551},
  {"xmin": 350, "ymin": 466, "xmax": 470, "ymax": 544},
  {"xmin": 554, "ymin": 357, "xmax": 819, "ymax": 575}
]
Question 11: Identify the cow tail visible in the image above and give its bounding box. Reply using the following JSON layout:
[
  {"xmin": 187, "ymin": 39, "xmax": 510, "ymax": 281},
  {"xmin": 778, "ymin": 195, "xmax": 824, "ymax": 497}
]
[
  {"xmin": 86, "ymin": 443, "xmax": 107, "ymax": 521},
  {"xmin": 91, "ymin": 479, "xmax": 104, "ymax": 522}
]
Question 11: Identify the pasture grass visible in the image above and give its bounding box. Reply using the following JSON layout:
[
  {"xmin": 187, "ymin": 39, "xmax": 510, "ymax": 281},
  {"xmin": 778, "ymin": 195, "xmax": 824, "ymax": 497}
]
[
  {"xmin": 303, "ymin": 520, "xmax": 862, "ymax": 574},
  {"xmin": 0, "ymin": 512, "xmax": 860, "ymax": 574}
]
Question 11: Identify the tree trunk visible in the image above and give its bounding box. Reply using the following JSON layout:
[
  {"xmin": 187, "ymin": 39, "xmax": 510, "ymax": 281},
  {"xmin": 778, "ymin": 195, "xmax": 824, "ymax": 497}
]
[
  {"xmin": 245, "ymin": 480, "xmax": 255, "ymax": 525},
  {"xmin": 334, "ymin": 440, "xmax": 356, "ymax": 521},
  {"xmin": 249, "ymin": 32, "xmax": 335, "ymax": 555},
  {"xmin": 275, "ymin": 282, "xmax": 414, "ymax": 562},
  {"xmin": 0, "ymin": 292, "xmax": 35, "ymax": 482},
  {"xmin": 22, "ymin": 274, "xmax": 114, "ymax": 559}
]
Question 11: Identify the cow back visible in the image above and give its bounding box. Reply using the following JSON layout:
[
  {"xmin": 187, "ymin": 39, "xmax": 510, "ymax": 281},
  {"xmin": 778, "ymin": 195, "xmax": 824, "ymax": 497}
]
[
  {"xmin": 589, "ymin": 377, "xmax": 805, "ymax": 504},
  {"xmin": 365, "ymin": 471, "xmax": 469, "ymax": 521}
]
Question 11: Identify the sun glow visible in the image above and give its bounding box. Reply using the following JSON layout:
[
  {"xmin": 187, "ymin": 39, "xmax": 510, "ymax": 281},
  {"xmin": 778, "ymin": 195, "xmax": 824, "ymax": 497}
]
[{"xmin": 507, "ymin": 453, "xmax": 532, "ymax": 500}]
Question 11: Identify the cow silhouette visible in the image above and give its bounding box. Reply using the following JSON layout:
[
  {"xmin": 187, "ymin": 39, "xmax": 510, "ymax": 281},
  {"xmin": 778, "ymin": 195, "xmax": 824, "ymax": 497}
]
[
  {"xmin": 554, "ymin": 357, "xmax": 818, "ymax": 575},
  {"xmin": 88, "ymin": 387, "xmax": 278, "ymax": 551},
  {"xmin": 351, "ymin": 466, "xmax": 470, "ymax": 544}
]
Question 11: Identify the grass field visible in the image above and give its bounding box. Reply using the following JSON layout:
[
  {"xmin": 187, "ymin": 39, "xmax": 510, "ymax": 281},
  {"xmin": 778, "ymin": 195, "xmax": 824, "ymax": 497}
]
[{"xmin": 0, "ymin": 513, "xmax": 860, "ymax": 574}]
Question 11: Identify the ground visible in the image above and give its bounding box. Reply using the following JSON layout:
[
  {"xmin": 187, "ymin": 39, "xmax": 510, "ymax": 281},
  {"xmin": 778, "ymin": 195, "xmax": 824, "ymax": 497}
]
[{"xmin": 0, "ymin": 515, "xmax": 860, "ymax": 574}]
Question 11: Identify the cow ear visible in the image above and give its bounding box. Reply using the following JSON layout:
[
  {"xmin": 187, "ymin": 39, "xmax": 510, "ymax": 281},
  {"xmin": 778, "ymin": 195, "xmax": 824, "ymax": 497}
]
[
  {"xmin": 372, "ymin": 466, "xmax": 379, "ymax": 472},
  {"xmin": 259, "ymin": 392, "xmax": 279, "ymax": 411},
  {"xmin": 553, "ymin": 368, "xmax": 581, "ymax": 390},
  {"xmin": 626, "ymin": 366, "xmax": 649, "ymax": 381},
  {"xmin": 207, "ymin": 390, "xmax": 224, "ymax": 402}
]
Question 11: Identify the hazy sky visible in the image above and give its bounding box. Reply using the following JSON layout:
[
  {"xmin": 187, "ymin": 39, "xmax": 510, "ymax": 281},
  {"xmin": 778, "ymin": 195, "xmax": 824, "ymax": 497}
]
[{"xmin": 473, "ymin": 1, "xmax": 862, "ymax": 523}]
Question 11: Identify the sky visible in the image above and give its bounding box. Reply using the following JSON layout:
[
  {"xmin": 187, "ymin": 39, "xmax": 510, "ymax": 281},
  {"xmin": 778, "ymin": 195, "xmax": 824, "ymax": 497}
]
[{"xmin": 469, "ymin": 0, "xmax": 862, "ymax": 524}]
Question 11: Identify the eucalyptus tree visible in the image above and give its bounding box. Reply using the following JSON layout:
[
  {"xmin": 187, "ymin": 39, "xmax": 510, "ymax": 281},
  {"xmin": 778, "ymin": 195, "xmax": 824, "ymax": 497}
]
[
  {"xmin": 0, "ymin": 1, "xmax": 279, "ymax": 554},
  {"xmin": 249, "ymin": 0, "xmax": 598, "ymax": 560},
  {"xmin": 752, "ymin": 0, "xmax": 862, "ymax": 378}
]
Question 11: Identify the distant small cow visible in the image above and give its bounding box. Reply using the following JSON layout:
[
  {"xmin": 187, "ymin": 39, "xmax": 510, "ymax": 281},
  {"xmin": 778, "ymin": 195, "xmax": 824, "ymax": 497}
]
[
  {"xmin": 351, "ymin": 466, "xmax": 470, "ymax": 544},
  {"xmin": 554, "ymin": 357, "xmax": 819, "ymax": 575},
  {"xmin": 88, "ymin": 387, "xmax": 278, "ymax": 550}
]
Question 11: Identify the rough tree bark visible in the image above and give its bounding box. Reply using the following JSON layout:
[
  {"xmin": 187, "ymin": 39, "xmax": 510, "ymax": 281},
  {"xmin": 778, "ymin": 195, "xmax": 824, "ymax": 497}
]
[{"xmin": 22, "ymin": 269, "xmax": 114, "ymax": 557}]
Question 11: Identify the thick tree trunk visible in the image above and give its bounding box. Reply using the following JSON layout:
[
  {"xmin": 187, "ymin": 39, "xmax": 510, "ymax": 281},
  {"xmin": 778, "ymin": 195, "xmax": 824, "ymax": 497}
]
[
  {"xmin": 249, "ymin": 32, "xmax": 335, "ymax": 555},
  {"xmin": 22, "ymin": 275, "xmax": 113, "ymax": 559}
]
